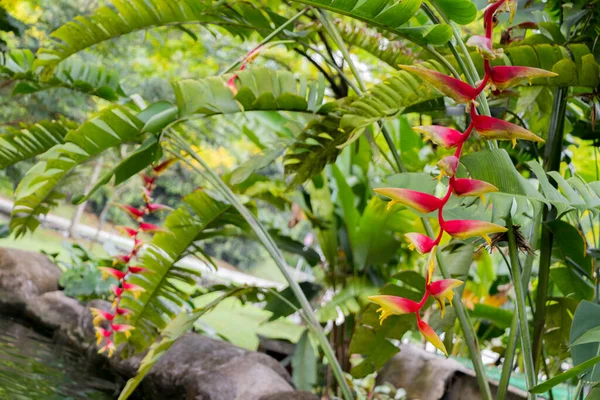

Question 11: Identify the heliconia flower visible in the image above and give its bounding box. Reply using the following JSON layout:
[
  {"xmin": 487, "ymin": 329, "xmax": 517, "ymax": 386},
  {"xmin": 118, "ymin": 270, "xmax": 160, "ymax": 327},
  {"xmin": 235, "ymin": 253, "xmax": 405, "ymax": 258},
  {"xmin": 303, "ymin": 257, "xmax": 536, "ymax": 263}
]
[
  {"xmin": 417, "ymin": 319, "xmax": 448, "ymax": 357},
  {"xmin": 472, "ymin": 114, "xmax": 545, "ymax": 148},
  {"xmin": 490, "ymin": 66, "xmax": 558, "ymax": 91},
  {"xmin": 142, "ymin": 187, "xmax": 153, "ymax": 203},
  {"xmin": 114, "ymin": 204, "xmax": 145, "ymax": 219},
  {"xmin": 153, "ymin": 158, "xmax": 177, "ymax": 175},
  {"xmin": 128, "ymin": 265, "xmax": 148, "ymax": 274},
  {"xmin": 139, "ymin": 222, "xmax": 166, "ymax": 233},
  {"xmin": 466, "ymin": 35, "xmax": 502, "ymax": 59},
  {"xmin": 425, "ymin": 246, "xmax": 438, "ymax": 285},
  {"xmin": 427, "ymin": 279, "xmax": 464, "ymax": 318},
  {"xmin": 452, "ymin": 178, "xmax": 499, "ymax": 203},
  {"xmin": 368, "ymin": 295, "xmax": 422, "ymax": 324},
  {"xmin": 147, "ymin": 203, "xmax": 171, "ymax": 212},
  {"xmin": 90, "ymin": 308, "xmax": 115, "ymax": 326},
  {"xmin": 437, "ymin": 156, "xmax": 459, "ymax": 180},
  {"xmin": 133, "ymin": 238, "xmax": 143, "ymax": 250},
  {"xmin": 405, "ymin": 233, "xmax": 436, "ymax": 254},
  {"xmin": 98, "ymin": 267, "xmax": 126, "ymax": 280},
  {"xmin": 141, "ymin": 174, "xmax": 156, "ymax": 187},
  {"xmin": 227, "ymin": 75, "xmax": 238, "ymax": 96},
  {"xmin": 374, "ymin": 188, "xmax": 443, "ymax": 214},
  {"xmin": 98, "ymin": 339, "xmax": 116, "ymax": 357},
  {"xmin": 95, "ymin": 327, "xmax": 111, "ymax": 345},
  {"xmin": 122, "ymin": 282, "xmax": 145, "ymax": 299},
  {"xmin": 118, "ymin": 226, "xmax": 138, "ymax": 237},
  {"xmin": 115, "ymin": 307, "xmax": 132, "ymax": 316},
  {"xmin": 442, "ymin": 219, "xmax": 508, "ymax": 245},
  {"xmin": 114, "ymin": 254, "xmax": 132, "ymax": 264},
  {"xmin": 111, "ymin": 323, "xmax": 135, "ymax": 338},
  {"xmin": 412, "ymin": 125, "xmax": 464, "ymax": 149},
  {"xmin": 112, "ymin": 285, "xmax": 124, "ymax": 297},
  {"xmin": 399, "ymin": 65, "xmax": 479, "ymax": 103},
  {"xmin": 98, "ymin": 340, "xmax": 116, "ymax": 360}
]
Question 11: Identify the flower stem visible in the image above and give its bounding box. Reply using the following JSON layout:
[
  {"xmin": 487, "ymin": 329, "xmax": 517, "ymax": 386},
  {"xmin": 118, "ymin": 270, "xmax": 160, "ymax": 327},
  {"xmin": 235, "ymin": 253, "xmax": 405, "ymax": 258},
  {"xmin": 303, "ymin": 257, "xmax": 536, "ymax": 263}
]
[
  {"xmin": 497, "ymin": 206, "xmax": 542, "ymax": 399},
  {"xmin": 506, "ymin": 216, "xmax": 537, "ymax": 399},
  {"xmin": 168, "ymin": 134, "xmax": 354, "ymax": 400}
]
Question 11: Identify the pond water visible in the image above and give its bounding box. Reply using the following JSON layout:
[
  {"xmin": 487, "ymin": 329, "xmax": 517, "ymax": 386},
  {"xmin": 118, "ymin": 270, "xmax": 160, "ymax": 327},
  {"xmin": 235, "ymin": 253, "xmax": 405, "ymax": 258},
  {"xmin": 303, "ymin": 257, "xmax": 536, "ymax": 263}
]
[{"xmin": 0, "ymin": 314, "xmax": 119, "ymax": 399}]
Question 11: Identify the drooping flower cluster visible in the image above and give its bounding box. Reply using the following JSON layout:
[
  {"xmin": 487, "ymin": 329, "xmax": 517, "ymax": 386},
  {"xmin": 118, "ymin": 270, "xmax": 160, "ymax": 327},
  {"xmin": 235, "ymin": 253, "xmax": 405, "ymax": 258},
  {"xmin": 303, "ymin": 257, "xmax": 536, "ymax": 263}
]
[
  {"xmin": 92, "ymin": 160, "xmax": 173, "ymax": 357},
  {"xmin": 369, "ymin": 0, "xmax": 556, "ymax": 356}
]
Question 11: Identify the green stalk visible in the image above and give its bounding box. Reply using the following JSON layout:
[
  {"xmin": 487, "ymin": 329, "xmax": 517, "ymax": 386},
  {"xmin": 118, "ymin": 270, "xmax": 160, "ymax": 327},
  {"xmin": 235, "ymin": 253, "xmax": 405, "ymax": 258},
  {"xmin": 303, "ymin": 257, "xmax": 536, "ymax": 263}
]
[
  {"xmin": 497, "ymin": 207, "xmax": 543, "ymax": 400},
  {"xmin": 506, "ymin": 217, "xmax": 537, "ymax": 399},
  {"xmin": 220, "ymin": 7, "xmax": 309, "ymax": 74},
  {"xmin": 533, "ymin": 87, "xmax": 568, "ymax": 371},
  {"xmin": 168, "ymin": 134, "xmax": 354, "ymax": 400}
]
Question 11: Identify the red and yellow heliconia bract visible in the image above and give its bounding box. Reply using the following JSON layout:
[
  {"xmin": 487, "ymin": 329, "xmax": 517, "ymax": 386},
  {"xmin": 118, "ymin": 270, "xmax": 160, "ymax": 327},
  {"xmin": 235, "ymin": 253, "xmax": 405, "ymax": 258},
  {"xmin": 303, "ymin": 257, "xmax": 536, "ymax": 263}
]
[
  {"xmin": 122, "ymin": 282, "xmax": 145, "ymax": 299},
  {"xmin": 111, "ymin": 323, "xmax": 135, "ymax": 338},
  {"xmin": 428, "ymin": 279, "xmax": 463, "ymax": 318},
  {"xmin": 374, "ymin": 188, "xmax": 443, "ymax": 214},
  {"xmin": 442, "ymin": 219, "xmax": 508, "ymax": 245},
  {"xmin": 437, "ymin": 156, "xmax": 459, "ymax": 180},
  {"xmin": 472, "ymin": 114, "xmax": 545, "ymax": 148},
  {"xmin": 452, "ymin": 178, "xmax": 499, "ymax": 203},
  {"xmin": 412, "ymin": 125, "xmax": 465, "ymax": 149},
  {"xmin": 367, "ymin": 295, "xmax": 422, "ymax": 324},
  {"xmin": 405, "ymin": 232, "xmax": 436, "ymax": 254},
  {"xmin": 417, "ymin": 319, "xmax": 448, "ymax": 356},
  {"xmin": 98, "ymin": 267, "xmax": 126, "ymax": 280},
  {"xmin": 466, "ymin": 35, "xmax": 500, "ymax": 59},
  {"xmin": 90, "ymin": 308, "xmax": 114, "ymax": 325},
  {"xmin": 398, "ymin": 65, "xmax": 479, "ymax": 103},
  {"xmin": 490, "ymin": 66, "xmax": 558, "ymax": 91}
]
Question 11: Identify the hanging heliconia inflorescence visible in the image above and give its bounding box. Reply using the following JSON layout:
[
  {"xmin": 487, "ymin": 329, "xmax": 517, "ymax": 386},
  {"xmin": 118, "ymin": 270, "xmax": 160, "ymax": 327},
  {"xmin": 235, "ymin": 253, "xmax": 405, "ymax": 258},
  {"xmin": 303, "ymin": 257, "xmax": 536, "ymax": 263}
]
[
  {"xmin": 369, "ymin": 0, "xmax": 556, "ymax": 356},
  {"xmin": 92, "ymin": 160, "xmax": 174, "ymax": 357}
]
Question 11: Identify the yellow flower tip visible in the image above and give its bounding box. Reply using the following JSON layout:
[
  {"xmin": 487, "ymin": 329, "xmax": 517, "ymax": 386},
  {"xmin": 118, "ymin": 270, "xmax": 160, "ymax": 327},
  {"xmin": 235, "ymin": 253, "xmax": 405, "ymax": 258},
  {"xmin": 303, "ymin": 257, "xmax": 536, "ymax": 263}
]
[
  {"xmin": 386, "ymin": 200, "xmax": 397, "ymax": 212},
  {"xmin": 482, "ymin": 234, "xmax": 492, "ymax": 246},
  {"xmin": 511, "ymin": 138, "xmax": 517, "ymax": 149},
  {"xmin": 95, "ymin": 331, "xmax": 102, "ymax": 346}
]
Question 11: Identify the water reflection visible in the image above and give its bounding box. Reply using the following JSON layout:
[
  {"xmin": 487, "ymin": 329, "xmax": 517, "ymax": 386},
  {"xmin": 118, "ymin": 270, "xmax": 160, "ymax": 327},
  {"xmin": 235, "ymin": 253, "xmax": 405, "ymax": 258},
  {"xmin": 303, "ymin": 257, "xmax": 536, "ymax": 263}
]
[{"xmin": 0, "ymin": 315, "xmax": 117, "ymax": 399}]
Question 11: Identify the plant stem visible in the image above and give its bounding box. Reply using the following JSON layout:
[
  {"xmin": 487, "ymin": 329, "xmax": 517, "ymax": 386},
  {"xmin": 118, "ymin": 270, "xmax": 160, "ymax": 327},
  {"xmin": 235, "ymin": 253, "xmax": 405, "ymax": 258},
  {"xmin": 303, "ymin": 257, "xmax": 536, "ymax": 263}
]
[
  {"xmin": 533, "ymin": 87, "xmax": 568, "ymax": 371},
  {"xmin": 220, "ymin": 7, "xmax": 309, "ymax": 74},
  {"xmin": 168, "ymin": 134, "xmax": 354, "ymax": 400},
  {"xmin": 506, "ymin": 217, "xmax": 537, "ymax": 399},
  {"xmin": 497, "ymin": 206, "xmax": 543, "ymax": 400}
]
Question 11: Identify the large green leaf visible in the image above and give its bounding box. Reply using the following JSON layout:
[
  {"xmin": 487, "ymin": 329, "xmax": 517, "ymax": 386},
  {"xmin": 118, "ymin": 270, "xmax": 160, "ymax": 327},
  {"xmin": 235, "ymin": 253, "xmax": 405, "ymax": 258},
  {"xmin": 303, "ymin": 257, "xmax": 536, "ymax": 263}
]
[
  {"xmin": 10, "ymin": 106, "xmax": 144, "ymax": 237},
  {"xmin": 569, "ymin": 301, "xmax": 600, "ymax": 383},
  {"xmin": 173, "ymin": 67, "xmax": 328, "ymax": 118},
  {"xmin": 292, "ymin": 330, "xmax": 317, "ymax": 391},
  {"xmin": 431, "ymin": 0, "xmax": 477, "ymax": 24},
  {"xmin": 122, "ymin": 189, "xmax": 242, "ymax": 350},
  {"xmin": 34, "ymin": 0, "xmax": 290, "ymax": 75},
  {"xmin": 1, "ymin": 49, "xmax": 125, "ymax": 100},
  {"xmin": 0, "ymin": 118, "xmax": 75, "ymax": 168},
  {"xmin": 294, "ymin": 0, "xmax": 454, "ymax": 47}
]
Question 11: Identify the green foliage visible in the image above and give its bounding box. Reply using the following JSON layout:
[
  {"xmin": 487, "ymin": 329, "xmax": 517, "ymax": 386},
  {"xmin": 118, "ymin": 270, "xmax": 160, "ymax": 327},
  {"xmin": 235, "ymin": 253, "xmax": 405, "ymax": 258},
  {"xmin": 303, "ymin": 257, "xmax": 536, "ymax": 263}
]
[
  {"xmin": 292, "ymin": 330, "xmax": 318, "ymax": 391},
  {"xmin": 173, "ymin": 67, "xmax": 329, "ymax": 118},
  {"xmin": 0, "ymin": 118, "xmax": 75, "ymax": 169},
  {"xmin": 34, "ymin": 0, "xmax": 290, "ymax": 75},
  {"xmin": 570, "ymin": 301, "xmax": 600, "ymax": 383},
  {"xmin": 1, "ymin": 49, "xmax": 125, "ymax": 100},
  {"xmin": 57, "ymin": 243, "xmax": 115, "ymax": 301},
  {"xmin": 10, "ymin": 106, "xmax": 145, "ymax": 237}
]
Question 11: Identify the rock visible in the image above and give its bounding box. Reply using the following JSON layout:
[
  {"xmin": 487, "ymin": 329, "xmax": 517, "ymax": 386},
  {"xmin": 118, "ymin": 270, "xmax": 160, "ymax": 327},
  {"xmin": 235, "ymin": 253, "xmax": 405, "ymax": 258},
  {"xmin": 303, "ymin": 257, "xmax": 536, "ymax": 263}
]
[
  {"xmin": 25, "ymin": 291, "xmax": 84, "ymax": 333},
  {"xmin": 259, "ymin": 391, "xmax": 318, "ymax": 400},
  {"xmin": 0, "ymin": 247, "xmax": 62, "ymax": 311},
  {"xmin": 107, "ymin": 333, "xmax": 298, "ymax": 400},
  {"xmin": 378, "ymin": 344, "xmax": 528, "ymax": 400}
]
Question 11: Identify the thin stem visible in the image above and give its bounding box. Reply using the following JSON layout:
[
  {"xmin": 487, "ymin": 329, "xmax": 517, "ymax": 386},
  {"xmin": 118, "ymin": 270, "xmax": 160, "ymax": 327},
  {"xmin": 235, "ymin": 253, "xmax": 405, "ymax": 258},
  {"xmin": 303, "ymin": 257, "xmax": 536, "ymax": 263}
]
[
  {"xmin": 497, "ymin": 206, "xmax": 542, "ymax": 400},
  {"xmin": 167, "ymin": 134, "xmax": 354, "ymax": 400},
  {"xmin": 506, "ymin": 217, "xmax": 537, "ymax": 399},
  {"xmin": 219, "ymin": 7, "xmax": 309, "ymax": 74}
]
